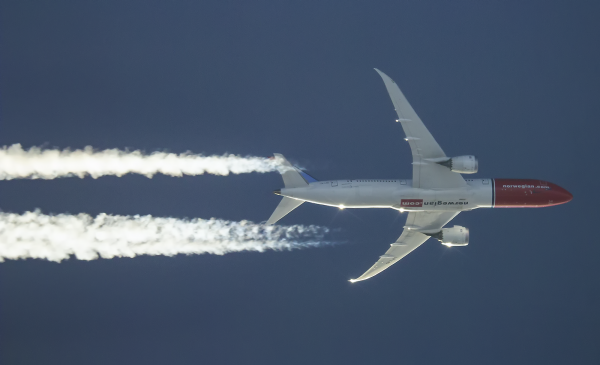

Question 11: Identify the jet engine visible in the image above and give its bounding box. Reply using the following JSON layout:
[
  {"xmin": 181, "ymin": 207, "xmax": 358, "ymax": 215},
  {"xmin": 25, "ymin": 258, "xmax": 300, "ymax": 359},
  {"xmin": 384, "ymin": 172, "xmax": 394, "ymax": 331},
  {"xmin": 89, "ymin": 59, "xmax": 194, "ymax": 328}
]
[
  {"xmin": 430, "ymin": 226, "xmax": 469, "ymax": 246},
  {"xmin": 438, "ymin": 155, "xmax": 478, "ymax": 174}
]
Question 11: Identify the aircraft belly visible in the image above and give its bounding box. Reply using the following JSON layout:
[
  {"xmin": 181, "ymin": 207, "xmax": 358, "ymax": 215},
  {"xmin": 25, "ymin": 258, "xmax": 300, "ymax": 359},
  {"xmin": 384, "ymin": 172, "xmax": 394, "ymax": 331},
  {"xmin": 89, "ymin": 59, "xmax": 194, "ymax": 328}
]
[
  {"xmin": 334, "ymin": 187, "xmax": 394, "ymax": 207},
  {"xmin": 349, "ymin": 193, "xmax": 394, "ymax": 207},
  {"xmin": 281, "ymin": 181, "xmax": 493, "ymax": 210},
  {"xmin": 285, "ymin": 186, "xmax": 396, "ymax": 208},
  {"xmin": 395, "ymin": 185, "xmax": 491, "ymax": 211}
]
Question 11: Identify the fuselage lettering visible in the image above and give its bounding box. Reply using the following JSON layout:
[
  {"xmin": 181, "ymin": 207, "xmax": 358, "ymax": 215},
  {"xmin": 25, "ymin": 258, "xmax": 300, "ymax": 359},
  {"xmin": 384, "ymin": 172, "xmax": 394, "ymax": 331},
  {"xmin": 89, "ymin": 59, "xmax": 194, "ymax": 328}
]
[{"xmin": 422, "ymin": 201, "xmax": 469, "ymax": 207}]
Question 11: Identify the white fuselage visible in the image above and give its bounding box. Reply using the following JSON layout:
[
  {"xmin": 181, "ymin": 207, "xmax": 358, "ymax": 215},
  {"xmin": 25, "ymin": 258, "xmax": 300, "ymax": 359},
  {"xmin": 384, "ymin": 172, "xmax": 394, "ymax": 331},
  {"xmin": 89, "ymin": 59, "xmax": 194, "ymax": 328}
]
[{"xmin": 280, "ymin": 178, "xmax": 493, "ymax": 211}]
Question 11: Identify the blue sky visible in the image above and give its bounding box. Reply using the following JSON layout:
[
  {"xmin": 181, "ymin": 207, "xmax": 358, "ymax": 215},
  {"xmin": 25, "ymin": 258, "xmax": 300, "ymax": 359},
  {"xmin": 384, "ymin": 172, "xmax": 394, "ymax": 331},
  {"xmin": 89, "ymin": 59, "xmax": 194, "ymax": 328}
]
[{"xmin": 1, "ymin": 1, "xmax": 599, "ymax": 364}]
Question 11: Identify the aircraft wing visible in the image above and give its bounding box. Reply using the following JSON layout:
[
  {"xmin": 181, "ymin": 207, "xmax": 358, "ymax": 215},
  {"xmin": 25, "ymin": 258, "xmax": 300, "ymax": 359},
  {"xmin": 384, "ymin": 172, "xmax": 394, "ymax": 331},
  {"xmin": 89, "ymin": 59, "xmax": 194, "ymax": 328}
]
[
  {"xmin": 375, "ymin": 69, "xmax": 466, "ymax": 189},
  {"xmin": 350, "ymin": 211, "xmax": 460, "ymax": 282}
]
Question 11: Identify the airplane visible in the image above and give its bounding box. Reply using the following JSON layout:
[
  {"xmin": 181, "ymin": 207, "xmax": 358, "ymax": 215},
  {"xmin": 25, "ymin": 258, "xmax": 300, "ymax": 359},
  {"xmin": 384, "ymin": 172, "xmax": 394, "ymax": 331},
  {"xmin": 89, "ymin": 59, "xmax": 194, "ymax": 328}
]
[{"xmin": 266, "ymin": 69, "xmax": 573, "ymax": 282}]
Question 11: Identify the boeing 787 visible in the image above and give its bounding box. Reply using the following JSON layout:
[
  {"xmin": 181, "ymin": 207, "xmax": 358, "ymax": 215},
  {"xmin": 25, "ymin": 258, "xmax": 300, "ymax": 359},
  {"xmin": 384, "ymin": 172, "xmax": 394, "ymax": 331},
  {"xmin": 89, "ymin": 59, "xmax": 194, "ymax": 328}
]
[{"xmin": 267, "ymin": 69, "xmax": 572, "ymax": 282}]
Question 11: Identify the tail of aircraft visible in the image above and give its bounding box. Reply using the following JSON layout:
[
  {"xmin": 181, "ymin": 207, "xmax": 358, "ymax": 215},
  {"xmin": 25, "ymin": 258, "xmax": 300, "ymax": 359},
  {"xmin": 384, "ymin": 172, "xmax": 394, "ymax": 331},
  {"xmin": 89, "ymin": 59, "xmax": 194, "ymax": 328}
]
[{"xmin": 266, "ymin": 153, "xmax": 317, "ymax": 225}]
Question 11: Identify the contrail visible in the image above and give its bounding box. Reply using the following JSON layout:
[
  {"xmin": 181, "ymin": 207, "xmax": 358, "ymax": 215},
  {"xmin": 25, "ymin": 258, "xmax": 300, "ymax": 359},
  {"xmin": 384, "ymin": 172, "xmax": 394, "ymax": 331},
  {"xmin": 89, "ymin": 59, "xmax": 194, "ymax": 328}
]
[
  {"xmin": 0, "ymin": 210, "xmax": 333, "ymax": 262},
  {"xmin": 0, "ymin": 144, "xmax": 287, "ymax": 180}
]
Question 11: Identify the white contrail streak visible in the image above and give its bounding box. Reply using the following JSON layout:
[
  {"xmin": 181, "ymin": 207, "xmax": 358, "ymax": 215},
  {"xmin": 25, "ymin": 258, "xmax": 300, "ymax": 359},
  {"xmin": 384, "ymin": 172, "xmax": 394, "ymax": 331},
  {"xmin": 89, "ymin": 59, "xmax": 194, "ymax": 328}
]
[
  {"xmin": 0, "ymin": 144, "xmax": 286, "ymax": 180},
  {"xmin": 0, "ymin": 211, "xmax": 332, "ymax": 262}
]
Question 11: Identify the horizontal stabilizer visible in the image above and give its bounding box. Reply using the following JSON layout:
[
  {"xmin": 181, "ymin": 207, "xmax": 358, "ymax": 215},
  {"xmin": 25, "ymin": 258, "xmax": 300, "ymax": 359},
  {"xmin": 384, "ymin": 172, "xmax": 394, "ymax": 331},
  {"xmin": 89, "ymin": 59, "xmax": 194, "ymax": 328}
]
[{"xmin": 266, "ymin": 197, "xmax": 303, "ymax": 225}]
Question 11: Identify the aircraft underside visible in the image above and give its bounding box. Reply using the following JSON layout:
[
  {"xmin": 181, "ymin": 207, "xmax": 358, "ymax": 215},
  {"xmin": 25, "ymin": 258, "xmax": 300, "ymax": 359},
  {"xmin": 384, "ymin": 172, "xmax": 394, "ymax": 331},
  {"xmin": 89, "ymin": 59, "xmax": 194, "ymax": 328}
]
[
  {"xmin": 278, "ymin": 178, "xmax": 571, "ymax": 211},
  {"xmin": 265, "ymin": 69, "xmax": 572, "ymax": 282}
]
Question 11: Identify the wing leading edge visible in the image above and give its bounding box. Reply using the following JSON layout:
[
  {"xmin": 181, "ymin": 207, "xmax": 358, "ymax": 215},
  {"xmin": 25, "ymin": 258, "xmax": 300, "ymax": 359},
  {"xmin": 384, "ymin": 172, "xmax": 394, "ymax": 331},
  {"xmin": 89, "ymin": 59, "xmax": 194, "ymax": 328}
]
[
  {"xmin": 374, "ymin": 69, "xmax": 466, "ymax": 189},
  {"xmin": 350, "ymin": 211, "xmax": 460, "ymax": 282}
]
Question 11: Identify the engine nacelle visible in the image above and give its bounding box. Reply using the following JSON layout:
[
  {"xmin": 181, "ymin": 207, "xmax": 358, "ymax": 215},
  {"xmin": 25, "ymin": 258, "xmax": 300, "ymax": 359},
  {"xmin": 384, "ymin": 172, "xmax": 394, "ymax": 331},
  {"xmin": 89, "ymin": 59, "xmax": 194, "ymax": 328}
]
[
  {"xmin": 439, "ymin": 155, "xmax": 478, "ymax": 174},
  {"xmin": 430, "ymin": 225, "xmax": 469, "ymax": 247}
]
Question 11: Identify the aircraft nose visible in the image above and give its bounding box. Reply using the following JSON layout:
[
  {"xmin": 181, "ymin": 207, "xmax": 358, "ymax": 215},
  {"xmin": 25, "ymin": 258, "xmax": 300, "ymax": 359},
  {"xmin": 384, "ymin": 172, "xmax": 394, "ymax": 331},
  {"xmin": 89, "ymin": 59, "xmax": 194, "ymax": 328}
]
[
  {"xmin": 549, "ymin": 183, "xmax": 573, "ymax": 205},
  {"xmin": 563, "ymin": 189, "xmax": 573, "ymax": 203}
]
